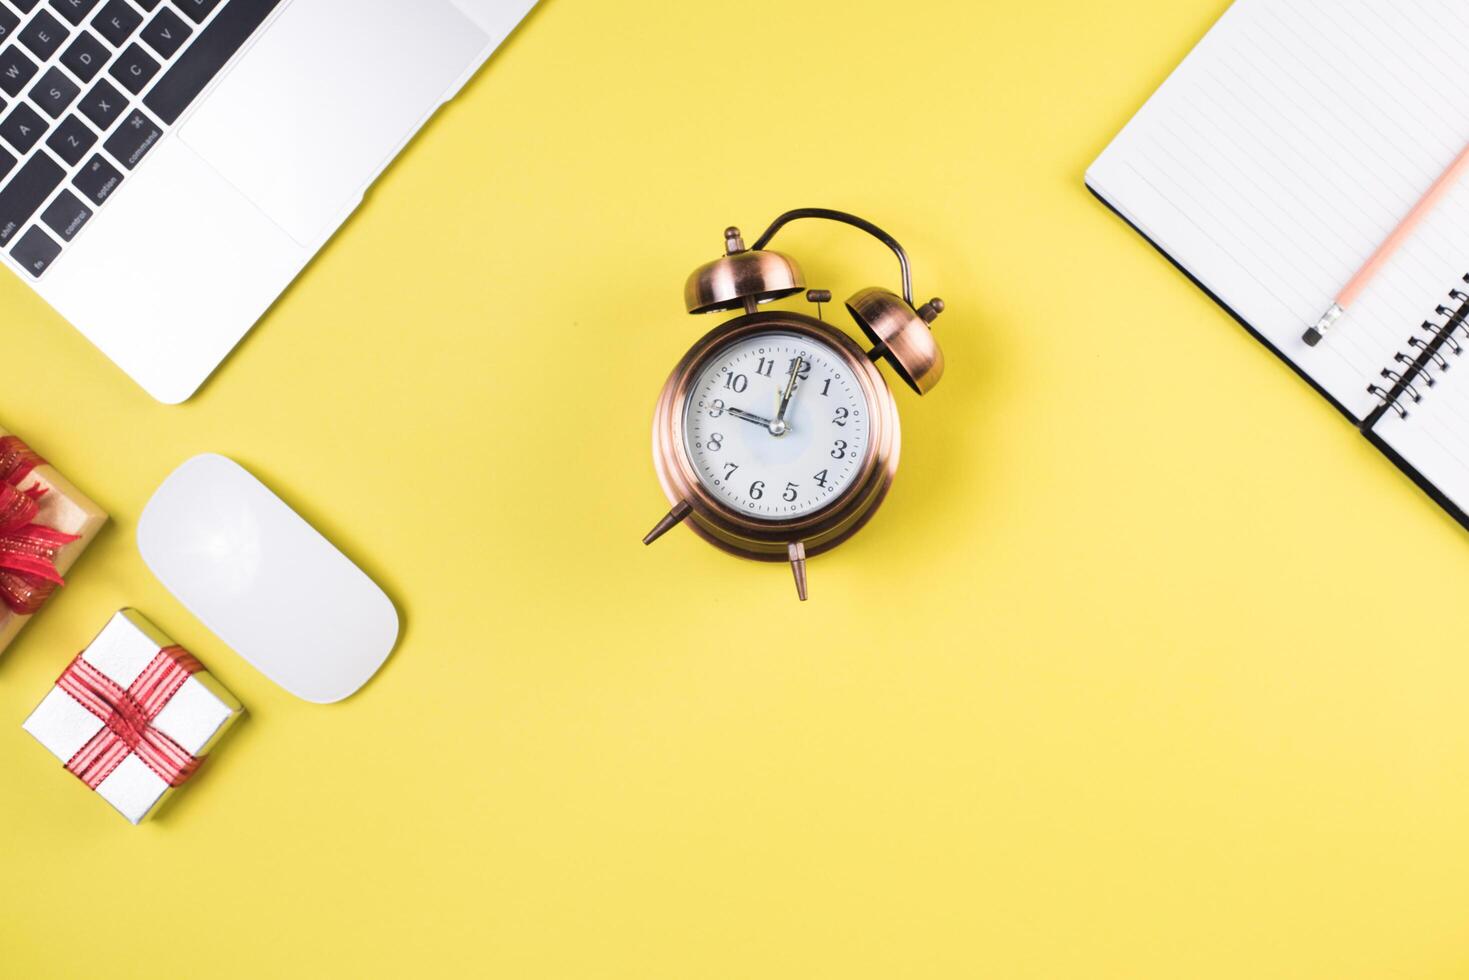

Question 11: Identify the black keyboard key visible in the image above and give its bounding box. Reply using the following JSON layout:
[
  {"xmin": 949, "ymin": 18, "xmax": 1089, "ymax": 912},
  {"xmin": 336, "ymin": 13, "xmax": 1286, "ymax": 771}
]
[
  {"xmin": 0, "ymin": 101, "xmax": 45, "ymax": 152},
  {"xmin": 60, "ymin": 30, "xmax": 107, "ymax": 81},
  {"xmin": 0, "ymin": 8, "xmax": 19, "ymax": 45},
  {"xmin": 48, "ymin": 0, "xmax": 102, "ymax": 27},
  {"xmin": 73, "ymin": 151, "xmax": 120, "ymax": 203},
  {"xmin": 40, "ymin": 187, "xmax": 89, "ymax": 240},
  {"xmin": 134, "ymin": 0, "xmax": 159, "ymax": 9},
  {"xmin": 0, "ymin": 153, "xmax": 63, "ymax": 244},
  {"xmin": 18, "ymin": 10, "xmax": 66, "ymax": 60},
  {"xmin": 0, "ymin": 46, "xmax": 38, "ymax": 97},
  {"xmin": 12, "ymin": 225, "xmax": 61, "ymax": 277},
  {"xmin": 146, "ymin": 0, "xmax": 279, "ymax": 124},
  {"xmin": 12, "ymin": 0, "xmax": 43, "ymax": 11},
  {"xmin": 0, "ymin": 146, "xmax": 15, "ymax": 182},
  {"xmin": 91, "ymin": 0, "xmax": 139, "ymax": 46},
  {"xmin": 104, "ymin": 107, "xmax": 158, "ymax": 167},
  {"xmin": 77, "ymin": 77, "xmax": 123, "ymax": 129},
  {"xmin": 108, "ymin": 41, "xmax": 158, "ymax": 94},
  {"xmin": 30, "ymin": 66, "xmax": 79, "ymax": 118},
  {"xmin": 45, "ymin": 112, "xmax": 93, "ymax": 164},
  {"xmin": 139, "ymin": 7, "xmax": 188, "ymax": 58},
  {"xmin": 173, "ymin": 0, "xmax": 223, "ymax": 24}
]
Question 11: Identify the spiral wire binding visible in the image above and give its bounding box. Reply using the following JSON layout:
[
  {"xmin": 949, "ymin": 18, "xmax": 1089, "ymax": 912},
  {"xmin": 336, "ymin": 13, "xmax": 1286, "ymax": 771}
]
[{"xmin": 1367, "ymin": 275, "xmax": 1469, "ymax": 419}]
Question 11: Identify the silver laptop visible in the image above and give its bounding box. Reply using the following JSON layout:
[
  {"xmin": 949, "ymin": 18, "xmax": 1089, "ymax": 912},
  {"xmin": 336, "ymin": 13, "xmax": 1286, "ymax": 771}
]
[{"xmin": 0, "ymin": 0, "xmax": 534, "ymax": 402}]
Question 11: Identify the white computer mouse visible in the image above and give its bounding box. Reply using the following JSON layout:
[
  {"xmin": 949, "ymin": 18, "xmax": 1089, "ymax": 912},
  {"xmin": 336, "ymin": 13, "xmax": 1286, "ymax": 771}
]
[{"xmin": 138, "ymin": 454, "xmax": 399, "ymax": 704}]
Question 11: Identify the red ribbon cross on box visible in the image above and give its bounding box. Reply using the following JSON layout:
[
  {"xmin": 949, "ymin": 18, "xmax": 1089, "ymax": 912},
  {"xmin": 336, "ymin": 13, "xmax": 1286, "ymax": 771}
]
[{"xmin": 57, "ymin": 647, "xmax": 206, "ymax": 790}]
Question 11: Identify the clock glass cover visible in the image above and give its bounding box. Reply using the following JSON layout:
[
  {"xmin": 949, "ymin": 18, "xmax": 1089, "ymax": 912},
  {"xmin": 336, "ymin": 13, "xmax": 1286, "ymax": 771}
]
[{"xmin": 681, "ymin": 332, "xmax": 872, "ymax": 521}]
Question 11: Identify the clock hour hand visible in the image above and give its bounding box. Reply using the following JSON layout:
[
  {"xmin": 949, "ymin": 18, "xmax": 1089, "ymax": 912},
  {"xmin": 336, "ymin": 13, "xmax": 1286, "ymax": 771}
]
[{"xmin": 727, "ymin": 407, "xmax": 776, "ymax": 430}]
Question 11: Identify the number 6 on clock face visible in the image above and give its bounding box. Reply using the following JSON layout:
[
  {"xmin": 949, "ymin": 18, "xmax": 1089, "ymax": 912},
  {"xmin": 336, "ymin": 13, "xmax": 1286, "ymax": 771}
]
[{"xmin": 683, "ymin": 332, "xmax": 871, "ymax": 520}]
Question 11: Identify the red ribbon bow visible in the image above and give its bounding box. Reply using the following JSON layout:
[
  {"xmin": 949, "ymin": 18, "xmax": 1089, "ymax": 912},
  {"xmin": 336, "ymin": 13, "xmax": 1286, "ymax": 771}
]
[
  {"xmin": 58, "ymin": 646, "xmax": 205, "ymax": 790},
  {"xmin": 0, "ymin": 435, "xmax": 79, "ymax": 616}
]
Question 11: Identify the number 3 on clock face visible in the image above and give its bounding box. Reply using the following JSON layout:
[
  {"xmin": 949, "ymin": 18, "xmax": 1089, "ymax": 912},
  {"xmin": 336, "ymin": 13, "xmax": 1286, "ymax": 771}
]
[{"xmin": 682, "ymin": 332, "xmax": 872, "ymax": 520}]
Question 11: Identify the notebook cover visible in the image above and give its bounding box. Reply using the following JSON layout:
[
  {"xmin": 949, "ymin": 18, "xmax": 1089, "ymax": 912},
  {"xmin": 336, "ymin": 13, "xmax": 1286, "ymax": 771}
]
[
  {"xmin": 1086, "ymin": 180, "xmax": 1469, "ymax": 536},
  {"xmin": 1362, "ymin": 426, "xmax": 1469, "ymax": 536}
]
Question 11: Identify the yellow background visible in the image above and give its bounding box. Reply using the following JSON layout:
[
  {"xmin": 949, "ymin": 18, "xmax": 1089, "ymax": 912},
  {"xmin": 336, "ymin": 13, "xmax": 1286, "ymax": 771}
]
[{"xmin": 4, "ymin": 1, "xmax": 1469, "ymax": 976}]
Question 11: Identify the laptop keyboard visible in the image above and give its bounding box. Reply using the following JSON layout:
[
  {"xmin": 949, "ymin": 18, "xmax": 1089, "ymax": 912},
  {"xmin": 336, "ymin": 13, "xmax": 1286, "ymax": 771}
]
[{"xmin": 0, "ymin": 0, "xmax": 280, "ymax": 279}]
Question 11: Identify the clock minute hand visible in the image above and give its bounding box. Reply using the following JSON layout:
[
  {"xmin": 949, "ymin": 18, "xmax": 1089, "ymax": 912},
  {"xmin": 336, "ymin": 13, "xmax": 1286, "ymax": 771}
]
[{"xmin": 773, "ymin": 356, "xmax": 804, "ymax": 434}]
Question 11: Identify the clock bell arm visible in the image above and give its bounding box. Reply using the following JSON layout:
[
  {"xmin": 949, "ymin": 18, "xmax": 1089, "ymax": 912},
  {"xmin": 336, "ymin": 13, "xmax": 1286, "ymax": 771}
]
[{"xmin": 751, "ymin": 208, "xmax": 917, "ymax": 306}]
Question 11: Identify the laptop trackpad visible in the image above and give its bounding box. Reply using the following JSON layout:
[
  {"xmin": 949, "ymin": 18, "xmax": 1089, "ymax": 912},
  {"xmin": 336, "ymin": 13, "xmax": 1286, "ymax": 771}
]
[{"xmin": 180, "ymin": 0, "xmax": 488, "ymax": 246}]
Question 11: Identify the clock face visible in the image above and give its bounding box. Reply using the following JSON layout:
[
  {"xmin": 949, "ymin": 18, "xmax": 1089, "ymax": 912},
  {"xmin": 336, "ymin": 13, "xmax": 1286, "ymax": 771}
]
[{"xmin": 682, "ymin": 331, "xmax": 873, "ymax": 521}]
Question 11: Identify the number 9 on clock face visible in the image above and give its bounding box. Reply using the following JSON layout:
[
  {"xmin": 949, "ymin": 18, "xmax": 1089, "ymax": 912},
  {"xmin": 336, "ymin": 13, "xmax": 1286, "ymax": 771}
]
[{"xmin": 682, "ymin": 332, "xmax": 872, "ymax": 520}]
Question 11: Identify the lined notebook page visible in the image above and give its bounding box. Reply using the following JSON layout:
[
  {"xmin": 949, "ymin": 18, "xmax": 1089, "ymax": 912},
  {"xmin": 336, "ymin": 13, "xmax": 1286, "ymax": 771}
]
[{"xmin": 1087, "ymin": 0, "xmax": 1469, "ymax": 423}]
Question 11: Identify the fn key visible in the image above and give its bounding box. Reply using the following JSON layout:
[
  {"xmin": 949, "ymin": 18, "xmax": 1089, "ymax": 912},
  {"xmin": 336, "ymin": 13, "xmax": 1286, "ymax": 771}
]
[{"xmin": 12, "ymin": 226, "xmax": 61, "ymax": 278}]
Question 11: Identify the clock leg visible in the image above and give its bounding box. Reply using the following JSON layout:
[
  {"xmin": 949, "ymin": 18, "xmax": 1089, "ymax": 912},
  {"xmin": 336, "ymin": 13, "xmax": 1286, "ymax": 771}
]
[
  {"xmin": 788, "ymin": 541, "xmax": 809, "ymax": 602},
  {"xmin": 643, "ymin": 500, "xmax": 693, "ymax": 545}
]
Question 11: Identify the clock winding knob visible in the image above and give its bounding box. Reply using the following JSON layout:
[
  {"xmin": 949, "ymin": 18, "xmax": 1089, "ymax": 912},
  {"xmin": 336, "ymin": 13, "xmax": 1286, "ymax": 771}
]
[{"xmin": 917, "ymin": 297, "xmax": 945, "ymax": 324}]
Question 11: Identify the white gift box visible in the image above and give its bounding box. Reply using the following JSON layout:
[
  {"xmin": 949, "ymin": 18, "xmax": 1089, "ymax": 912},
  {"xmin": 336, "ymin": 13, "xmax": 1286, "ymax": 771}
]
[{"xmin": 23, "ymin": 609, "xmax": 243, "ymax": 824}]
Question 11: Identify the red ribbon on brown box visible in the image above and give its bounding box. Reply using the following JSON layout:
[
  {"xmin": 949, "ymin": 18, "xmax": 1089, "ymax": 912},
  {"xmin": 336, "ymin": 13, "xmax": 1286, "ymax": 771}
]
[{"xmin": 0, "ymin": 436, "xmax": 78, "ymax": 616}]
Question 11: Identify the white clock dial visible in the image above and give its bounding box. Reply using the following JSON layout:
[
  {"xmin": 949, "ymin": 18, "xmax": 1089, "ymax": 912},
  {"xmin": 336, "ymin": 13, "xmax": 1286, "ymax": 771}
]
[{"xmin": 682, "ymin": 332, "xmax": 872, "ymax": 521}]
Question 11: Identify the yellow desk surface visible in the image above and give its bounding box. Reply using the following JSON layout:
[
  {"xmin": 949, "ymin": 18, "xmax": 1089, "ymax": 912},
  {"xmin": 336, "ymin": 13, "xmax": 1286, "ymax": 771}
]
[{"xmin": 5, "ymin": 2, "xmax": 1469, "ymax": 977}]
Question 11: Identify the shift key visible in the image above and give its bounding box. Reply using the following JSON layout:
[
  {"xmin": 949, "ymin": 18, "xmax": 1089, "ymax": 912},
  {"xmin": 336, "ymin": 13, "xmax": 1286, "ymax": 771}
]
[{"xmin": 0, "ymin": 153, "xmax": 64, "ymax": 246}]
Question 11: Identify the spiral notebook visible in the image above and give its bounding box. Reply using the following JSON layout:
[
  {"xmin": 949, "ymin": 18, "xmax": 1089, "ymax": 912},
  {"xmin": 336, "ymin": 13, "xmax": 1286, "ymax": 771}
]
[{"xmin": 1087, "ymin": 0, "xmax": 1469, "ymax": 530}]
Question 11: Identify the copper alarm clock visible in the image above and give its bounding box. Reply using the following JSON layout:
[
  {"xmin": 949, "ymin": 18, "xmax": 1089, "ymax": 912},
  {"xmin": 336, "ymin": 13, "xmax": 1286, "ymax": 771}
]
[{"xmin": 643, "ymin": 208, "xmax": 947, "ymax": 600}]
